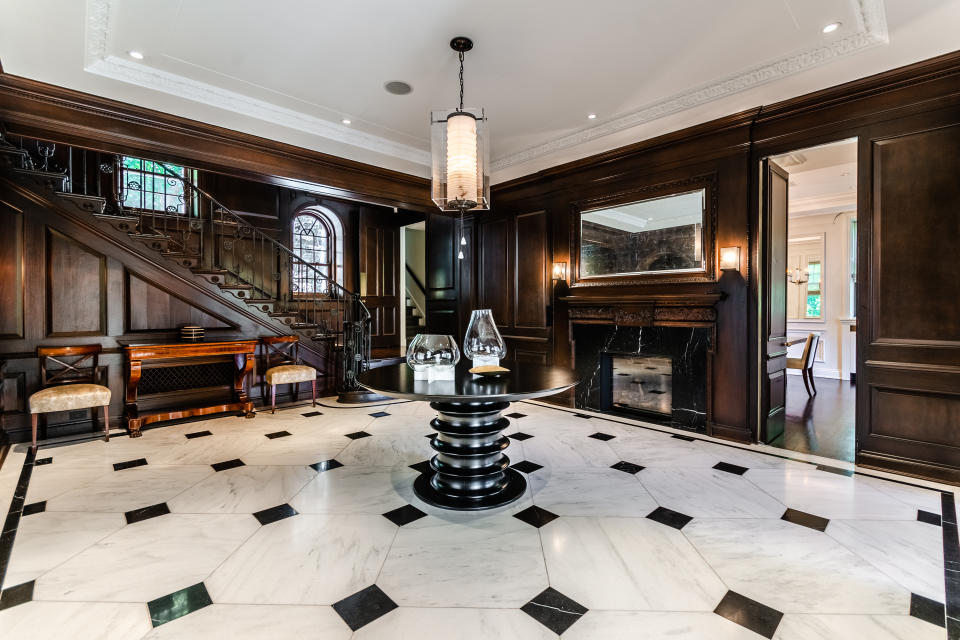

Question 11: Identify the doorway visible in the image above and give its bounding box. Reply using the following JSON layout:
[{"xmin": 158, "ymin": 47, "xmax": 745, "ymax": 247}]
[{"xmin": 759, "ymin": 138, "xmax": 858, "ymax": 462}]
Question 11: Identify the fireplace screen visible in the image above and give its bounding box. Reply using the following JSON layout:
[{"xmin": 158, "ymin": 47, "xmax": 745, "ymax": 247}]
[{"xmin": 610, "ymin": 355, "xmax": 672, "ymax": 417}]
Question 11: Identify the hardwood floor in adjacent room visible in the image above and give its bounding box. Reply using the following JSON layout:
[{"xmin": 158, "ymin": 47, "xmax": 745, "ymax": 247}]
[{"xmin": 775, "ymin": 376, "xmax": 856, "ymax": 463}]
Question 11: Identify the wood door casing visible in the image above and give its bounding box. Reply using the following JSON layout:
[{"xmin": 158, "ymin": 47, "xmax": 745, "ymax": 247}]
[
  {"xmin": 359, "ymin": 212, "xmax": 400, "ymax": 348},
  {"xmin": 760, "ymin": 159, "xmax": 789, "ymax": 443}
]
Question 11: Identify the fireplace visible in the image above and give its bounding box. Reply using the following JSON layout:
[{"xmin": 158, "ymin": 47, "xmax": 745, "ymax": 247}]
[{"xmin": 574, "ymin": 325, "xmax": 710, "ymax": 431}]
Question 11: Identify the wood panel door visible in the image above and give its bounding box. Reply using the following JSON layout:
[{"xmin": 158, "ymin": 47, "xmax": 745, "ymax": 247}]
[
  {"xmin": 359, "ymin": 211, "xmax": 401, "ymax": 349},
  {"xmin": 856, "ymin": 116, "xmax": 960, "ymax": 482},
  {"xmin": 760, "ymin": 159, "xmax": 790, "ymax": 443}
]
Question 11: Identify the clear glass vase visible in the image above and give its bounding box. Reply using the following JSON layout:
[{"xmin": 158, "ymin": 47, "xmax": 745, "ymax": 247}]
[
  {"xmin": 406, "ymin": 334, "xmax": 460, "ymax": 379},
  {"xmin": 463, "ymin": 309, "xmax": 507, "ymax": 367}
]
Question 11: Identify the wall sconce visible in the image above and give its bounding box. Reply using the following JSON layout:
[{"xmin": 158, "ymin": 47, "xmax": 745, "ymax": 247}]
[
  {"xmin": 719, "ymin": 247, "xmax": 741, "ymax": 271},
  {"xmin": 552, "ymin": 262, "xmax": 568, "ymax": 281}
]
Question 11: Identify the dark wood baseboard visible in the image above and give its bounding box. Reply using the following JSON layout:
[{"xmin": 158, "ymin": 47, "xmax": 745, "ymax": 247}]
[
  {"xmin": 858, "ymin": 451, "xmax": 960, "ymax": 487},
  {"xmin": 707, "ymin": 421, "xmax": 753, "ymax": 443}
]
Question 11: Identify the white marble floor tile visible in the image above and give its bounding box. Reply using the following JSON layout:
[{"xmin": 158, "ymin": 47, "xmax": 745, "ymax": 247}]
[
  {"xmin": 141, "ymin": 433, "xmax": 265, "ymax": 466},
  {"xmin": 639, "ymin": 468, "xmax": 786, "ymax": 518},
  {"xmin": 856, "ymin": 475, "xmax": 945, "ymax": 514},
  {"xmin": 141, "ymin": 604, "xmax": 351, "ymax": 639},
  {"xmin": 289, "ymin": 465, "xmax": 417, "ymax": 514},
  {"xmin": 564, "ymin": 610, "xmax": 762, "ymax": 640},
  {"xmin": 377, "ymin": 516, "xmax": 548, "ymax": 608},
  {"xmin": 167, "ymin": 464, "xmax": 316, "ymax": 514},
  {"xmin": 4, "ymin": 512, "xmax": 125, "ymax": 585},
  {"xmin": 528, "ymin": 467, "xmax": 658, "ymax": 517},
  {"xmin": 337, "ymin": 433, "xmax": 435, "ymax": 467},
  {"xmin": 540, "ymin": 517, "xmax": 727, "ymax": 611},
  {"xmin": 694, "ymin": 440, "xmax": 812, "ymax": 470},
  {"xmin": 35, "ymin": 436, "xmax": 159, "ymax": 469},
  {"xmin": 45, "ymin": 465, "xmax": 213, "ymax": 513},
  {"xmin": 24, "ymin": 464, "xmax": 112, "ymax": 504},
  {"xmin": 684, "ymin": 518, "xmax": 910, "ymax": 614},
  {"xmin": 519, "ymin": 431, "xmax": 620, "ymax": 467},
  {"xmin": 608, "ymin": 437, "xmax": 723, "ymax": 469},
  {"xmin": 34, "ymin": 514, "xmax": 258, "ymax": 602},
  {"xmin": 774, "ymin": 613, "xmax": 947, "ymax": 640},
  {"xmin": 205, "ymin": 514, "xmax": 396, "ymax": 605},
  {"xmin": 745, "ymin": 468, "xmax": 918, "ymax": 520},
  {"xmin": 0, "ymin": 601, "xmax": 151, "ymax": 640},
  {"xmin": 354, "ymin": 607, "xmax": 557, "ymax": 640},
  {"xmin": 826, "ymin": 519, "xmax": 945, "ymax": 601},
  {"xmin": 238, "ymin": 431, "xmax": 350, "ymax": 466}
]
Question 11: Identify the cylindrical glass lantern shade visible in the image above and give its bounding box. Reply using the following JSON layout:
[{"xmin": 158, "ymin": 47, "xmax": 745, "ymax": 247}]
[
  {"xmin": 446, "ymin": 113, "xmax": 477, "ymax": 206},
  {"xmin": 463, "ymin": 309, "xmax": 506, "ymax": 367},
  {"xmin": 431, "ymin": 108, "xmax": 490, "ymax": 213},
  {"xmin": 406, "ymin": 334, "xmax": 460, "ymax": 380}
]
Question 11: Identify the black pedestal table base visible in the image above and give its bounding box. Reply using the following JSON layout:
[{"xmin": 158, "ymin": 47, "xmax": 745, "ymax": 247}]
[{"xmin": 414, "ymin": 400, "xmax": 527, "ymax": 510}]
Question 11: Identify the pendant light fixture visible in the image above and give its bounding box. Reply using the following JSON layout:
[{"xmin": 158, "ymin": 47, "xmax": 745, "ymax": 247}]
[{"xmin": 431, "ymin": 36, "xmax": 490, "ymax": 260}]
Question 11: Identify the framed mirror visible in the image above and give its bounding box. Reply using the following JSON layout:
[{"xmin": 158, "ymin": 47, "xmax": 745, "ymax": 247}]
[{"xmin": 572, "ymin": 176, "xmax": 716, "ymax": 286}]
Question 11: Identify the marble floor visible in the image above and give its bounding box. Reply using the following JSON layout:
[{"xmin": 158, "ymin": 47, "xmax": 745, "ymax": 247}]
[{"xmin": 0, "ymin": 398, "xmax": 955, "ymax": 639}]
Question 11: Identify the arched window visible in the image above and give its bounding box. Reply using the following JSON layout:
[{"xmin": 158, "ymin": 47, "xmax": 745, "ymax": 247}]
[{"xmin": 291, "ymin": 209, "xmax": 342, "ymax": 294}]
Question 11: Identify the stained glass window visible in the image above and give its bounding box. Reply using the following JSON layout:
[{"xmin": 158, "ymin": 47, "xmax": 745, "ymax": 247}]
[
  {"xmin": 292, "ymin": 212, "xmax": 334, "ymax": 295},
  {"xmin": 120, "ymin": 157, "xmax": 196, "ymax": 215}
]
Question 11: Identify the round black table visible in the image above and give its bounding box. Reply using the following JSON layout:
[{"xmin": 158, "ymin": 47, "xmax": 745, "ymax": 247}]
[{"xmin": 357, "ymin": 362, "xmax": 579, "ymax": 510}]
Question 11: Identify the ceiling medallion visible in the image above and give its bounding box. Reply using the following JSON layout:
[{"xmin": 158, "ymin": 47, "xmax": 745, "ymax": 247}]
[{"xmin": 431, "ymin": 36, "xmax": 490, "ymax": 259}]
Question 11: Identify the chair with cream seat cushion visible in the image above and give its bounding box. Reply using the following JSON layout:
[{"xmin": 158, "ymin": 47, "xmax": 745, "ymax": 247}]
[
  {"xmin": 786, "ymin": 333, "xmax": 820, "ymax": 397},
  {"xmin": 29, "ymin": 345, "xmax": 111, "ymax": 449},
  {"xmin": 260, "ymin": 336, "xmax": 317, "ymax": 413}
]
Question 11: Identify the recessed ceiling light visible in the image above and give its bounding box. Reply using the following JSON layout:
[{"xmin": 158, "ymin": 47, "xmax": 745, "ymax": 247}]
[
  {"xmin": 341, "ymin": 119, "xmax": 351, "ymax": 125},
  {"xmin": 822, "ymin": 22, "xmax": 841, "ymax": 34},
  {"xmin": 384, "ymin": 81, "xmax": 413, "ymax": 95},
  {"xmin": 128, "ymin": 50, "xmax": 144, "ymax": 60},
  {"xmin": 587, "ymin": 113, "xmax": 597, "ymax": 119}
]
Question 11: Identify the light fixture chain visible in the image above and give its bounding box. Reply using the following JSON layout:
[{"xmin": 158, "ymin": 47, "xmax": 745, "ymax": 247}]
[{"xmin": 458, "ymin": 51, "xmax": 465, "ymax": 111}]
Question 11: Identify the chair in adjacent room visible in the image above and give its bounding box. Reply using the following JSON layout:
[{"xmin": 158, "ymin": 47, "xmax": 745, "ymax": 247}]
[
  {"xmin": 787, "ymin": 333, "xmax": 821, "ymax": 397},
  {"xmin": 29, "ymin": 345, "xmax": 111, "ymax": 450},
  {"xmin": 260, "ymin": 335, "xmax": 317, "ymax": 413}
]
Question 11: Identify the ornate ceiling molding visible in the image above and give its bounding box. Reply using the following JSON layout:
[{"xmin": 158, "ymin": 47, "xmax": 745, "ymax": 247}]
[{"xmin": 83, "ymin": 0, "xmax": 887, "ymax": 174}]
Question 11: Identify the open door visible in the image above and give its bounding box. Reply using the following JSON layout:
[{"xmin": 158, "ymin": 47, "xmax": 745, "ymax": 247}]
[
  {"xmin": 760, "ymin": 159, "xmax": 790, "ymax": 443},
  {"xmin": 359, "ymin": 210, "xmax": 401, "ymax": 349}
]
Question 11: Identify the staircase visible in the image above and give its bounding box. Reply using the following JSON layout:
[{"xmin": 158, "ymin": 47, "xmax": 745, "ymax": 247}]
[
  {"xmin": 405, "ymin": 297, "xmax": 426, "ymax": 341},
  {"xmin": 0, "ymin": 131, "xmax": 374, "ymax": 397}
]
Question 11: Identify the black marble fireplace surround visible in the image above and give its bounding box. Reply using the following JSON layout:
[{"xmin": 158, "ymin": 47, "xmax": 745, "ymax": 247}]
[{"xmin": 574, "ymin": 324, "xmax": 710, "ymax": 431}]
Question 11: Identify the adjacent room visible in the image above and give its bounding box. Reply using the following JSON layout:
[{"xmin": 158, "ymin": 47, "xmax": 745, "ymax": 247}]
[{"xmin": 0, "ymin": 2, "xmax": 958, "ymax": 639}]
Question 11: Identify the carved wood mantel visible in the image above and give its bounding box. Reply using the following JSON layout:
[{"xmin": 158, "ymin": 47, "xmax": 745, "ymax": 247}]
[{"xmin": 561, "ymin": 293, "xmax": 724, "ymax": 327}]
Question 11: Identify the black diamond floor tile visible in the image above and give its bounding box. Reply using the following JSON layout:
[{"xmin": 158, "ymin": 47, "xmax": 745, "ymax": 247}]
[
  {"xmin": 211, "ymin": 459, "xmax": 245, "ymax": 472},
  {"xmin": 301, "ymin": 411, "xmax": 323, "ymax": 417},
  {"xmin": 310, "ymin": 459, "xmax": 344, "ymax": 473},
  {"xmin": 521, "ymin": 587, "xmax": 588, "ymax": 635},
  {"xmin": 424, "ymin": 433, "xmax": 435, "ymax": 438},
  {"xmin": 511, "ymin": 460, "xmax": 543, "ymax": 474},
  {"xmin": 816, "ymin": 464, "xmax": 854, "ymax": 477},
  {"xmin": 610, "ymin": 461, "xmax": 645, "ymax": 474},
  {"xmin": 0, "ymin": 580, "xmax": 34, "ymax": 612},
  {"xmin": 572, "ymin": 413, "xmax": 593, "ymax": 419},
  {"xmin": 125, "ymin": 502, "xmax": 170, "ymax": 525},
  {"xmin": 646, "ymin": 506, "xmax": 693, "ymax": 530},
  {"xmin": 254, "ymin": 503, "xmax": 298, "ymax": 526},
  {"xmin": 147, "ymin": 582, "xmax": 212, "ymax": 627},
  {"xmin": 714, "ymin": 461, "xmax": 749, "ymax": 475},
  {"xmin": 409, "ymin": 460, "xmax": 433, "ymax": 475},
  {"xmin": 714, "ymin": 590, "xmax": 784, "ymax": 639},
  {"xmin": 22, "ymin": 501, "xmax": 46, "ymax": 516},
  {"xmin": 382, "ymin": 504, "xmax": 427, "ymax": 527},
  {"xmin": 671, "ymin": 434, "xmax": 696, "ymax": 442},
  {"xmin": 514, "ymin": 506, "xmax": 559, "ymax": 529},
  {"xmin": 910, "ymin": 593, "xmax": 946, "ymax": 628},
  {"xmin": 333, "ymin": 584, "xmax": 398, "ymax": 631},
  {"xmin": 369, "ymin": 411, "xmax": 391, "ymax": 418},
  {"xmin": 918, "ymin": 510, "xmax": 942, "ymax": 526},
  {"xmin": 345, "ymin": 431, "xmax": 373, "ymax": 440},
  {"xmin": 265, "ymin": 430, "xmax": 292, "ymax": 439},
  {"xmin": 588, "ymin": 432, "xmax": 615, "ymax": 441},
  {"xmin": 506, "ymin": 412, "xmax": 527, "ymax": 419},
  {"xmin": 781, "ymin": 508, "xmax": 830, "ymax": 532},
  {"xmin": 508, "ymin": 432, "xmax": 534, "ymax": 441},
  {"xmin": 113, "ymin": 458, "xmax": 147, "ymax": 471},
  {"xmin": 34, "ymin": 457, "xmax": 52, "ymax": 466},
  {"xmin": 185, "ymin": 430, "xmax": 212, "ymax": 439}
]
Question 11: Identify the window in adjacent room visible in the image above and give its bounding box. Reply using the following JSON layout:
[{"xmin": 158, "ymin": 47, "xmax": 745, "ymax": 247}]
[{"xmin": 120, "ymin": 156, "xmax": 198, "ymax": 215}]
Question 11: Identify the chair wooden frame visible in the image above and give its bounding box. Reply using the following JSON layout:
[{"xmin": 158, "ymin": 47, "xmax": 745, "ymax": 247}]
[
  {"xmin": 259, "ymin": 336, "xmax": 316, "ymax": 413},
  {"xmin": 787, "ymin": 333, "xmax": 821, "ymax": 397},
  {"xmin": 33, "ymin": 345, "xmax": 110, "ymax": 449}
]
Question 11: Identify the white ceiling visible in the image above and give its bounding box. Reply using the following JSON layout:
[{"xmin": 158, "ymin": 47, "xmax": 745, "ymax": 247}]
[
  {"xmin": 1, "ymin": 0, "xmax": 958, "ymax": 184},
  {"xmin": 773, "ymin": 139, "xmax": 858, "ymax": 217}
]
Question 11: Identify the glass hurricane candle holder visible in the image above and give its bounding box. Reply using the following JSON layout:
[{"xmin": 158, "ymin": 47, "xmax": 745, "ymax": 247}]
[
  {"xmin": 406, "ymin": 334, "xmax": 460, "ymax": 380},
  {"xmin": 463, "ymin": 309, "xmax": 507, "ymax": 367}
]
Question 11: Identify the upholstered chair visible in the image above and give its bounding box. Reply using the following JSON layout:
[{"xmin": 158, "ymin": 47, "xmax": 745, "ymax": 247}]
[
  {"xmin": 260, "ymin": 336, "xmax": 317, "ymax": 413},
  {"xmin": 786, "ymin": 333, "xmax": 821, "ymax": 397},
  {"xmin": 29, "ymin": 345, "xmax": 111, "ymax": 449}
]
